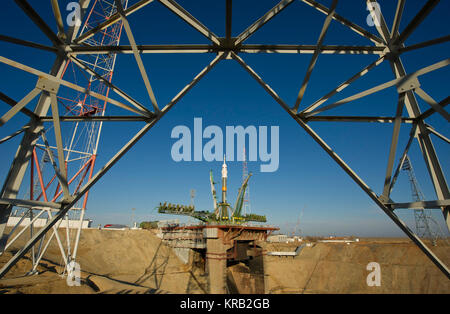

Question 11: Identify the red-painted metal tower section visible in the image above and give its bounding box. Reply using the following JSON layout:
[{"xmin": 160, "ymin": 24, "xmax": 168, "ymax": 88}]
[{"xmin": 19, "ymin": 0, "xmax": 127, "ymax": 272}]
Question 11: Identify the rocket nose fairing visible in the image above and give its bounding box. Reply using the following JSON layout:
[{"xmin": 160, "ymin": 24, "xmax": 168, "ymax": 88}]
[
  {"xmin": 222, "ymin": 155, "xmax": 228, "ymax": 178},
  {"xmin": 221, "ymin": 155, "xmax": 227, "ymax": 203}
]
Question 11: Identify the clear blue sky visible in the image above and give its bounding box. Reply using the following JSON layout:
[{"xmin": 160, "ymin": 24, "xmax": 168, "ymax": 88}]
[{"xmin": 0, "ymin": 0, "xmax": 449, "ymax": 237}]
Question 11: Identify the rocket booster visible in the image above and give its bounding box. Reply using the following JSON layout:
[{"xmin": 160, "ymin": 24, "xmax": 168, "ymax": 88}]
[{"xmin": 221, "ymin": 155, "xmax": 227, "ymax": 203}]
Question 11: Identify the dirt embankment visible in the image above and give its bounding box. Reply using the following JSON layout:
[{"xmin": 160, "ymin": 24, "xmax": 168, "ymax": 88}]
[
  {"xmin": 0, "ymin": 228, "xmax": 207, "ymax": 294},
  {"xmin": 265, "ymin": 239, "xmax": 449, "ymax": 294},
  {"xmin": 1, "ymin": 229, "xmax": 449, "ymax": 294}
]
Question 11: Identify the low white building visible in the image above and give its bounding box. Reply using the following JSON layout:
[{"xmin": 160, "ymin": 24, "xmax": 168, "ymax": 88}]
[{"xmin": 7, "ymin": 216, "xmax": 92, "ymax": 229}]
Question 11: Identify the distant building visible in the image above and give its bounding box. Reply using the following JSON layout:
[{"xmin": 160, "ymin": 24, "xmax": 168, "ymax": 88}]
[{"xmin": 267, "ymin": 234, "xmax": 288, "ymax": 243}]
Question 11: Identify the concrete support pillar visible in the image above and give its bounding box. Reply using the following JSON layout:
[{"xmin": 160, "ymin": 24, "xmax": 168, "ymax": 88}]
[
  {"xmin": 250, "ymin": 240, "xmax": 266, "ymax": 294},
  {"xmin": 206, "ymin": 237, "xmax": 228, "ymax": 294}
]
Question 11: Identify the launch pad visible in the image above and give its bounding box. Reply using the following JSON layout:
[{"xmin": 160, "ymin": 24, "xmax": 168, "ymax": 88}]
[
  {"xmin": 158, "ymin": 156, "xmax": 267, "ymax": 224},
  {"xmin": 159, "ymin": 223, "xmax": 278, "ymax": 293},
  {"xmin": 155, "ymin": 153, "xmax": 278, "ymax": 293}
]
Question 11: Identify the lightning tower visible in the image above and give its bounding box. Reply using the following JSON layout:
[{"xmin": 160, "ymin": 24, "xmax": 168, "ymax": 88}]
[
  {"xmin": 401, "ymin": 155, "xmax": 441, "ymax": 245},
  {"xmin": 242, "ymin": 146, "xmax": 250, "ymax": 217}
]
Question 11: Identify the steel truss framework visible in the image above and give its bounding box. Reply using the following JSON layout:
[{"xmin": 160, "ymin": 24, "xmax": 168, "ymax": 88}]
[
  {"xmin": 0, "ymin": 0, "xmax": 129, "ymax": 277},
  {"xmin": 0, "ymin": 0, "xmax": 449, "ymax": 279},
  {"xmin": 4, "ymin": 0, "xmax": 129, "ymax": 276}
]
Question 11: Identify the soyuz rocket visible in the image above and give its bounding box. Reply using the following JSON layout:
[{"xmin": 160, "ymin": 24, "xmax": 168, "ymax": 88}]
[{"xmin": 221, "ymin": 155, "xmax": 227, "ymax": 203}]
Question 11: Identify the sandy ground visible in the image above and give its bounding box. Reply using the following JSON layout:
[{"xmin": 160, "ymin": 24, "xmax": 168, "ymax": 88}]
[
  {"xmin": 0, "ymin": 229, "xmax": 449, "ymax": 294},
  {"xmin": 265, "ymin": 239, "xmax": 450, "ymax": 293}
]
